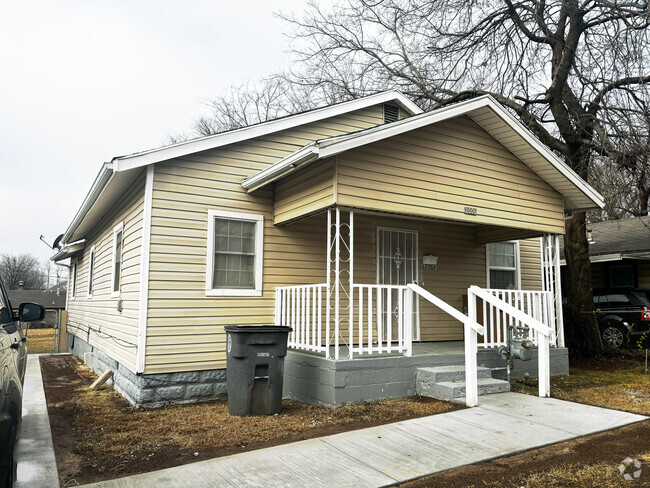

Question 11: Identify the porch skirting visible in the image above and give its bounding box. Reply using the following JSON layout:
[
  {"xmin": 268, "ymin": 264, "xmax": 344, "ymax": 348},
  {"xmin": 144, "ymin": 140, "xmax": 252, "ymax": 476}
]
[
  {"xmin": 283, "ymin": 343, "xmax": 569, "ymax": 406},
  {"xmin": 68, "ymin": 335, "xmax": 227, "ymax": 408}
]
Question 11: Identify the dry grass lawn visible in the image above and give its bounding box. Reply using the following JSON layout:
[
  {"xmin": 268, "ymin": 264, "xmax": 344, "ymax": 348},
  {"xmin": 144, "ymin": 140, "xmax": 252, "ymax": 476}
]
[{"xmin": 42, "ymin": 355, "xmax": 460, "ymax": 485}]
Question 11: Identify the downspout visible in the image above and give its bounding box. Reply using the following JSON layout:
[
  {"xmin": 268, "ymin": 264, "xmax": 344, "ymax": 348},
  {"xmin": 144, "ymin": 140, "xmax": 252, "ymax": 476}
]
[{"xmin": 136, "ymin": 165, "xmax": 154, "ymax": 373}]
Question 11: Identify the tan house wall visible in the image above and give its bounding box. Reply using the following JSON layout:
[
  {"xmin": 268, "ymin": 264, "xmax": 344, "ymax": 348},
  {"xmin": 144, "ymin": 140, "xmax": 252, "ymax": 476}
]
[
  {"xmin": 145, "ymin": 105, "xmax": 388, "ymax": 373},
  {"xmin": 334, "ymin": 116, "xmax": 566, "ymax": 234},
  {"xmin": 67, "ymin": 170, "xmax": 146, "ymax": 372}
]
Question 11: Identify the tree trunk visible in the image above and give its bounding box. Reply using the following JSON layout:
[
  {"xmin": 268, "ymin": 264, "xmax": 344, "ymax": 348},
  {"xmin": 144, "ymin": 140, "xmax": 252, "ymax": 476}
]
[{"xmin": 563, "ymin": 212, "xmax": 602, "ymax": 358}]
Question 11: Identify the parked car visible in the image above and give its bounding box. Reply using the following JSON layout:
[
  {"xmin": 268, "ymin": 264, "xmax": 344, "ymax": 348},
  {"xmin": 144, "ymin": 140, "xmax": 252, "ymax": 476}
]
[
  {"xmin": 593, "ymin": 288, "xmax": 650, "ymax": 348},
  {"xmin": 0, "ymin": 278, "xmax": 44, "ymax": 488}
]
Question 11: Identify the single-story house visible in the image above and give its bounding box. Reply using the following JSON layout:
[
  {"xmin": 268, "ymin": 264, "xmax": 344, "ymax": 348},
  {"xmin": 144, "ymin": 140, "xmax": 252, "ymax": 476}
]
[{"xmin": 53, "ymin": 91, "xmax": 604, "ymax": 408}]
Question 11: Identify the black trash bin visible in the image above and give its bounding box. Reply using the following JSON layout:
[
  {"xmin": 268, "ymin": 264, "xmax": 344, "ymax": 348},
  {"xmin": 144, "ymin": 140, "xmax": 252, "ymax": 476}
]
[{"xmin": 224, "ymin": 325, "xmax": 292, "ymax": 416}]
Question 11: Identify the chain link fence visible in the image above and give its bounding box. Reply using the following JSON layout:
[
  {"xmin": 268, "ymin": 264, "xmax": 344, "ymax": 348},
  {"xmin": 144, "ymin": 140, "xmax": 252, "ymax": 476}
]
[
  {"xmin": 591, "ymin": 309, "xmax": 650, "ymax": 350},
  {"xmin": 20, "ymin": 307, "xmax": 65, "ymax": 354}
]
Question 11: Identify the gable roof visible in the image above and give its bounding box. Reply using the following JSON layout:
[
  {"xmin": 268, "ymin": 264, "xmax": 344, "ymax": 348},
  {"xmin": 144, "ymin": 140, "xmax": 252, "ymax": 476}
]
[
  {"xmin": 560, "ymin": 215, "xmax": 650, "ymax": 263},
  {"xmin": 242, "ymin": 95, "xmax": 604, "ymax": 213},
  {"xmin": 56, "ymin": 91, "xmax": 421, "ymax": 250}
]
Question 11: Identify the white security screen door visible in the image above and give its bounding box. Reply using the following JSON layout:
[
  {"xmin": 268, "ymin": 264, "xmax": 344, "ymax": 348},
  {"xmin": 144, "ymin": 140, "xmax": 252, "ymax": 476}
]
[{"xmin": 377, "ymin": 228, "xmax": 420, "ymax": 341}]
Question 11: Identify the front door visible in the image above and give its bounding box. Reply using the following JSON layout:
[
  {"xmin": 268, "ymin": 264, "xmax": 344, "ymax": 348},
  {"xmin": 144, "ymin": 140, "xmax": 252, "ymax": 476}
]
[{"xmin": 377, "ymin": 227, "xmax": 420, "ymax": 341}]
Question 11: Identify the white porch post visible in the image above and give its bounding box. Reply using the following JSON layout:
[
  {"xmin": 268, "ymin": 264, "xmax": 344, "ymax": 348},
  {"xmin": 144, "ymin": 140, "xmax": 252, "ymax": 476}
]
[
  {"xmin": 326, "ymin": 207, "xmax": 354, "ymax": 360},
  {"xmin": 553, "ymin": 235, "xmax": 565, "ymax": 348},
  {"xmin": 541, "ymin": 234, "xmax": 565, "ymax": 347}
]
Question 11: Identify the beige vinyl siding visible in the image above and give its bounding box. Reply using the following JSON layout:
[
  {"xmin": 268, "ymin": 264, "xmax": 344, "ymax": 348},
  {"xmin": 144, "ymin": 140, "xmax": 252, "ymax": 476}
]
[
  {"xmin": 274, "ymin": 158, "xmax": 335, "ymax": 224},
  {"xmin": 145, "ymin": 105, "xmax": 385, "ymax": 374},
  {"xmin": 519, "ymin": 238, "xmax": 543, "ymax": 290},
  {"xmin": 352, "ymin": 214, "xmax": 487, "ymax": 342},
  {"xmin": 475, "ymin": 225, "xmax": 542, "ymax": 244},
  {"xmin": 66, "ymin": 170, "xmax": 146, "ymax": 372},
  {"xmin": 638, "ymin": 261, "xmax": 650, "ymax": 289},
  {"xmin": 335, "ymin": 116, "xmax": 565, "ymax": 235}
]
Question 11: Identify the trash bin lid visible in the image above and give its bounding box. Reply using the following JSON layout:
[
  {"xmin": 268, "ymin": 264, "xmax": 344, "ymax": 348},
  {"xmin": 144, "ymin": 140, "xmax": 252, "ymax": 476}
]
[{"xmin": 224, "ymin": 325, "xmax": 293, "ymax": 333}]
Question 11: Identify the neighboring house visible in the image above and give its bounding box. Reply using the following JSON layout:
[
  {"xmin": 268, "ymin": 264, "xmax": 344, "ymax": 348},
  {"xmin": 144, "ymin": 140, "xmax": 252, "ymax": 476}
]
[
  {"xmin": 53, "ymin": 91, "xmax": 604, "ymax": 407},
  {"xmin": 7, "ymin": 288, "xmax": 66, "ymax": 310},
  {"xmin": 563, "ymin": 216, "xmax": 650, "ymax": 290}
]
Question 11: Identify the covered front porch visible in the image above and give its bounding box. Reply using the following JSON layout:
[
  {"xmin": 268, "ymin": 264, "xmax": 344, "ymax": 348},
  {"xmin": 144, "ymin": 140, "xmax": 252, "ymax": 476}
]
[{"xmin": 272, "ymin": 207, "xmax": 565, "ymax": 406}]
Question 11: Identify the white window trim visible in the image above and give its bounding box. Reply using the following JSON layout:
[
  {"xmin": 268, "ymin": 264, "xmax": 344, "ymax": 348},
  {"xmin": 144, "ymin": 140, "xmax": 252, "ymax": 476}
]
[
  {"xmin": 206, "ymin": 210, "xmax": 264, "ymax": 297},
  {"xmin": 110, "ymin": 222, "xmax": 124, "ymax": 298},
  {"xmin": 486, "ymin": 240, "xmax": 521, "ymax": 290},
  {"xmin": 71, "ymin": 259, "xmax": 78, "ymax": 300},
  {"xmin": 87, "ymin": 245, "xmax": 96, "ymax": 298}
]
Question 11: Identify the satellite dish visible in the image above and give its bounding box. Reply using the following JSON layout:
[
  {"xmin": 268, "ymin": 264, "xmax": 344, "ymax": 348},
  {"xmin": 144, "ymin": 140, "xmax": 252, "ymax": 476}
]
[{"xmin": 52, "ymin": 234, "xmax": 64, "ymax": 250}]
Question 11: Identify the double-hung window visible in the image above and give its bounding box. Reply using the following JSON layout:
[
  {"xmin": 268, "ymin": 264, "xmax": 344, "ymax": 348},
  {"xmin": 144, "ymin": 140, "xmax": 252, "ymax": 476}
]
[
  {"xmin": 87, "ymin": 245, "xmax": 95, "ymax": 298},
  {"xmin": 206, "ymin": 210, "xmax": 263, "ymax": 297},
  {"xmin": 487, "ymin": 241, "xmax": 520, "ymax": 289},
  {"xmin": 71, "ymin": 260, "xmax": 78, "ymax": 299},
  {"xmin": 111, "ymin": 223, "xmax": 123, "ymax": 297}
]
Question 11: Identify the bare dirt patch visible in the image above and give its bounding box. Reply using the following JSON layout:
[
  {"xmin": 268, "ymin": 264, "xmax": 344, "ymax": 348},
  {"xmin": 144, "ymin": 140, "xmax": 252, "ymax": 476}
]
[{"xmin": 41, "ymin": 355, "xmax": 461, "ymax": 486}]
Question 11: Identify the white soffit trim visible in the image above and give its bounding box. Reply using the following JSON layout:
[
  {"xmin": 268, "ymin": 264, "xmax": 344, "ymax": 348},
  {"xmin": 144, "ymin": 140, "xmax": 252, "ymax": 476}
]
[
  {"xmin": 113, "ymin": 91, "xmax": 422, "ymax": 172},
  {"xmin": 244, "ymin": 95, "xmax": 604, "ymax": 211}
]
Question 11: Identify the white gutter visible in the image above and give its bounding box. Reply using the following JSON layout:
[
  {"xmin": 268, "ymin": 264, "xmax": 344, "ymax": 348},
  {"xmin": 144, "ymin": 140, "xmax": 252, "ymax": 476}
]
[
  {"xmin": 50, "ymin": 239, "xmax": 86, "ymax": 262},
  {"xmin": 61, "ymin": 162, "xmax": 114, "ymax": 243},
  {"xmin": 242, "ymin": 144, "xmax": 320, "ymax": 192}
]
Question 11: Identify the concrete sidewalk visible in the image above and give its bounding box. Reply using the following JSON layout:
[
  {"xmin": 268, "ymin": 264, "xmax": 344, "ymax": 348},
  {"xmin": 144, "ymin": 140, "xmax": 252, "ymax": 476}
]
[
  {"xmin": 15, "ymin": 355, "xmax": 59, "ymax": 488},
  {"xmin": 84, "ymin": 392, "xmax": 646, "ymax": 488}
]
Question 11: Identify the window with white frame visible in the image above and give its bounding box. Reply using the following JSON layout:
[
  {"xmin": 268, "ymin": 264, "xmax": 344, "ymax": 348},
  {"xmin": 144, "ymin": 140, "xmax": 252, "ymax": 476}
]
[
  {"xmin": 487, "ymin": 241, "xmax": 520, "ymax": 289},
  {"xmin": 71, "ymin": 260, "xmax": 78, "ymax": 299},
  {"xmin": 111, "ymin": 223, "xmax": 123, "ymax": 297},
  {"xmin": 87, "ymin": 245, "xmax": 96, "ymax": 298},
  {"xmin": 206, "ymin": 210, "xmax": 263, "ymax": 296}
]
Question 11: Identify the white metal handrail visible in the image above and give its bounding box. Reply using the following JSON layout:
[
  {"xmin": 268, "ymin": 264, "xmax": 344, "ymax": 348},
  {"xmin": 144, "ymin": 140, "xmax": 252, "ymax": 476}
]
[
  {"xmin": 479, "ymin": 289, "xmax": 555, "ymax": 347},
  {"xmin": 468, "ymin": 285, "xmax": 551, "ymax": 400},
  {"xmin": 407, "ymin": 283, "xmax": 485, "ymax": 408},
  {"xmin": 275, "ymin": 284, "xmax": 327, "ymax": 353}
]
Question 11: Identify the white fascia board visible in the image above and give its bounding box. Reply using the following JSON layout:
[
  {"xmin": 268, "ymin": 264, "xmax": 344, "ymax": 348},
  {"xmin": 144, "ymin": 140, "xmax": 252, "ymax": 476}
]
[
  {"xmin": 559, "ymin": 253, "xmax": 624, "ymax": 266},
  {"xmin": 61, "ymin": 164, "xmax": 113, "ymax": 243},
  {"xmin": 113, "ymin": 91, "xmax": 422, "ymax": 173},
  {"xmin": 242, "ymin": 145, "xmax": 320, "ymax": 192},
  {"xmin": 256, "ymin": 94, "xmax": 603, "ymax": 210}
]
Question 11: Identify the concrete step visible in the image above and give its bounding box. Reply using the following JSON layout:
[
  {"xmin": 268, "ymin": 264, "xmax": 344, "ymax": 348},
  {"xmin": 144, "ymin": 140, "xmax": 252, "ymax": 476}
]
[
  {"xmin": 430, "ymin": 377, "xmax": 511, "ymax": 402},
  {"xmin": 416, "ymin": 365, "xmax": 493, "ymax": 384},
  {"xmin": 416, "ymin": 365, "xmax": 510, "ymax": 402}
]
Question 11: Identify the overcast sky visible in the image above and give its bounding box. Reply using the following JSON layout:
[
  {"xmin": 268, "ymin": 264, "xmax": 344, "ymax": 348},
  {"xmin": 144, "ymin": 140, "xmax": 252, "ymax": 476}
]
[{"xmin": 0, "ymin": 0, "xmax": 307, "ymax": 269}]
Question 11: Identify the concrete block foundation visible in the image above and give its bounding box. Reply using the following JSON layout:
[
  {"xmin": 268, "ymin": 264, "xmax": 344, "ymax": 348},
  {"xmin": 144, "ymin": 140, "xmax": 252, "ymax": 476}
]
[
  {"xmin": 68, "ymin": 335, "xmax": 227, "ymax": 408},
  {"xmin": 283, "ymin": 342, "xmax": 569, "ymax": 407}
]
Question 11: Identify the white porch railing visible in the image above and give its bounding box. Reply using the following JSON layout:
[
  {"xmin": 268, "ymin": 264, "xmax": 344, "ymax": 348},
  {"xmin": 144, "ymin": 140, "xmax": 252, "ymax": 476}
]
[
  {"xmin": 467, "ymin": 286, "xmax": 552, "ymax": 402},
  {"xmin": 478, "ymin": 289, "xmax": 555, "ymax": 347},
  {"xmin": 351, "ymin": 284, "xmax": 411, "ymax": 356},
  {"xmin": 275, "ymin": 284, "xmax": 327, "ymax": 354}
]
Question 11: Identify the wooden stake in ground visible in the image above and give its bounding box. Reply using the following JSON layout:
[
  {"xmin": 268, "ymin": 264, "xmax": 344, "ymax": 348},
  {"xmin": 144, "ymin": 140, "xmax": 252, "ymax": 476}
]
[{"xmin": 89, "ymin": 370, "xmax": 113, "ymax": 391}]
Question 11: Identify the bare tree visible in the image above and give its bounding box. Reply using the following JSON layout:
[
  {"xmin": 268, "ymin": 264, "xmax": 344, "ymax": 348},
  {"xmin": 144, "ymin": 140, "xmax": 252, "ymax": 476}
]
[
  {"xmin": 0, "ymin": 253, "xmax": 45, "ymax": 290},
  {"xmin": 271, "ymin": 0, "xmax": 650, "ymax": 357}
]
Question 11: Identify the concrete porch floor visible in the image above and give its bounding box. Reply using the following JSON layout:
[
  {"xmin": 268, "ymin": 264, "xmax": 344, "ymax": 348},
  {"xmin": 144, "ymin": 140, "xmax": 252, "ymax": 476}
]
[{"xmin": 83, "ymin": 392, "xmax": 647, "ymax": 488}]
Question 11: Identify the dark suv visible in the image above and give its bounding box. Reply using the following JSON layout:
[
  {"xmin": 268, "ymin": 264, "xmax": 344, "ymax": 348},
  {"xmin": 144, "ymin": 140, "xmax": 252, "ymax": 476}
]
[
  {"xmin": 0, "ymin": 278, "xmax": 44, "ymax": 487},
  {"xmin": 593, "ymin": 288, "xmax": 650, "ymax": 348}
]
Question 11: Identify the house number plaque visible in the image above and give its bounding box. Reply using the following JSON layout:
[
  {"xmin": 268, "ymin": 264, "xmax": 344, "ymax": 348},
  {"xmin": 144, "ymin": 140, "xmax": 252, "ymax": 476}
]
[{"xmin": 464, "ymin": 206, "xmax": 478, "ymax": 215}]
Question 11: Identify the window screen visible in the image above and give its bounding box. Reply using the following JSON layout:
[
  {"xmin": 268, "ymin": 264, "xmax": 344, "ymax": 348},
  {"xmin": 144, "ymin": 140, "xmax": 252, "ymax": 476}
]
[{"xmin": 212, "ymin": 219, "xmax": 256, "ymax": 289}]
